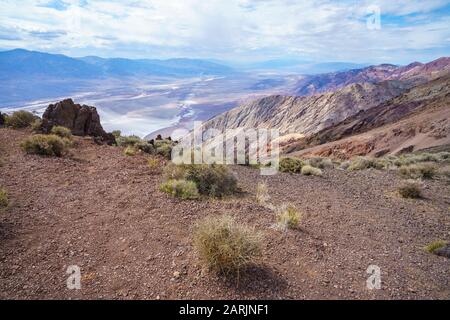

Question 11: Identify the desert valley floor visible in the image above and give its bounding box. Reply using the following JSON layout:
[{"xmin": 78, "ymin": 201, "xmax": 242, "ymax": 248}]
[{"xmin": 0, "ymin": 128, "xmax": 449, "ymax": 300}]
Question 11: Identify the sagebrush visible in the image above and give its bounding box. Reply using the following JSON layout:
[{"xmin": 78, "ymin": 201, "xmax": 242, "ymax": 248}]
[{"xmin": 193, "ymin": 215, "xmax": 263, "ymax": 275}]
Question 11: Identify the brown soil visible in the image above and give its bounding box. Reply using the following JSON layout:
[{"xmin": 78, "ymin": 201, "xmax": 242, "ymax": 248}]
[{"xmin": 1, "ymin": 128, "xmax": 449, "ymax": 300}]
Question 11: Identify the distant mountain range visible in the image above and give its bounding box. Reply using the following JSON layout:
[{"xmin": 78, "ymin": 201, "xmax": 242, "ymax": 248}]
[
  {"xmin": 294, "ymin": 57, "xmax": 450, "ymax": 95},
  {"xmin": 202, "ymin": 56, "xmax": 450, "ymax": 158},
  {"xmin": 0, "ymin": 49, "xmax": 234, "ymax": 79}
]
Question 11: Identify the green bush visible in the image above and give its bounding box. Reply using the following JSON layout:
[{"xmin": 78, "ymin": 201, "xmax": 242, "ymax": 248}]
[
  {"xmin": 51, "ymin": 126, "xmax": 72, "ymax": 139},
  {"xmin": 5, "ymin": 111, "xmax": 37, "ymax": 129},
  {"xmin": 277, "ymin": 205, "xmax": 302, "ymax": 229},
  {"xmin": 21, "ymin": 134, "xmax": 68, "ymax": 157},
  {"xmin": 111, "ymin": 130, "xmax": 122, "ymax": 139},
  {"xmin": 136, "ymin": 141, "xmax": 155, "ymax": 154},
  {"xmin": 399, "ymin": 164, "xmax": 437, "ymax": 179},
  {"xmin": 160, "ymin": 179, "xmax": 199, "ymax": 200},
  {"xmin": 193, "ymin": 215, "xmax": 263, "ymax": 275},
  {"xmin": 301, "ymin": 165, "xmax": 323, "ymax": 176},
  {"xmin": 279, "ymin": 157, "xmax": 304, "ymax": 173},
  {"xmin": 164, "ymin": 163, "xmax": 238, "ymax": 197},
  {"xmin": 398, "ymin": 183, "xmax": 422, "ymax": 199},
  {"xmin": 31, "ymin": 119, "xmax": 43, "ymax": 133},
  {"xmin": 116, "ymin": 135, "xmax": 142, "ymax": 147},
  {"xmin": 154, "ymin": 140, "xmax": 173, "ymax": 159},
  {"xmin": 0, "ymin": 188, "xmax": 8, "ymax": 208}
]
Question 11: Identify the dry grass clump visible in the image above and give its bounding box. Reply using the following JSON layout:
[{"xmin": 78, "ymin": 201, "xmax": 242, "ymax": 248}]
[
  {"xmin": 255, "ymin": 182, "xmax": 270, "ymax": 205},
  {"xmin": 163, "ymin": 163, "xmax": 238, "ymax": 197},
  {"xmin": 277, "ymin": 205, "xmax": 302, "ymax": 229},
  {"xmin": 160, "ymin": 179, "xmax": 199, "ymax": 200},
  {"xmin": 398, "ymin": 182, "xmax": 422, "ymax": 199},
  {"xmin": 193, "ymin": 215, "xmax": 263, "ymax": 275},
  {"xmin": 306, "ymin": 157, "xmax": 334, "ymax": 169},
  {"xmin": 123, "ymin": 146, "xmax": 138, "ymax": 156},
  {"xmin": 347, "ymin": 156, "xmax": 385, "ymax": 171},
  {"xmin": 21, "ymin": 134, "xmax": 69, "ymax": 157},
  {"xmin": 147, "ymin": 157, "xmax": 161, "ymax": 171},
  {"xmin": 279, "ymin": 157, "xmax": 304, "ymax": 173},
  {"xmin": 0, "ymin": 188, "xmax": 8, "ymax": 208},
  {"xmin": 4, "ymin": 111, "xmax": 37, "ymax": 129},
  {"xmin": 51, "ymin": 126, "xmax": 72, "ymax": 139},
  {"xmin": 424, "ymin": 240, "xmax": 447, "ymax": 254},
  {"xmin": 301, "ymin": 165, "xmax": 323, "ymax": 176},
  {"xmin": 399, "ymin": 163, "xmax": 437, "ymax": 179}
]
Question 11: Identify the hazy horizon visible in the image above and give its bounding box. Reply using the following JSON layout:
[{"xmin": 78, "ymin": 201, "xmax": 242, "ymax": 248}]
[{"xmin": 0, "ymin": 1, "xmax": 449, "ymax": 65}]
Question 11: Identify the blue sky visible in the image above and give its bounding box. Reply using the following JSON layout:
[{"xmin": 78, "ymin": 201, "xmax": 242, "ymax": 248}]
[{"xmin": 0, "ymin": 0, "xmax": 449, "ymax": 64}]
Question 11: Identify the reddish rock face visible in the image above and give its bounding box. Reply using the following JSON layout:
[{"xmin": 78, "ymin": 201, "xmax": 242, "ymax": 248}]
[{"xmin": 41, "ymin": 99, "xmax": 115, "ymax": 145}]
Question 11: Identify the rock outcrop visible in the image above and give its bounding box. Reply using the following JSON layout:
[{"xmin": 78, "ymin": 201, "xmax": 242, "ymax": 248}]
[
  {"xmin": 41, "ymin": 99, "xmax": 115, "ymax": 145},
  {"xmin": 0, "ymin": 111, "xmax": 5, "ymax": 127}
]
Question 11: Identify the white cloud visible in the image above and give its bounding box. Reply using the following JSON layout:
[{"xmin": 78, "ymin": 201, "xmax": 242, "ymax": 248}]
[{"xmin": 0, "ymin": 0, "xmax": 449, "ymax": 63}]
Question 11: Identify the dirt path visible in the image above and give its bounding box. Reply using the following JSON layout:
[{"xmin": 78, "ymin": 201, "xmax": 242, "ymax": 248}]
[{"xmin": 0, "ymin": 128, "xmax": 449, "ymax": 299}]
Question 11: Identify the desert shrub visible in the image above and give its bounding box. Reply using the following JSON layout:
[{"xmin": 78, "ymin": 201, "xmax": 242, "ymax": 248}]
[
  {"xmin": 160, "ymin": 179, "xmax": 199, "ymax": 200},
  {"xmin": 164, "ymin": 163, "xmax": 238, "ymax": 197},
  {"xmin": 437, "ymin": 152, "xmax": 450, "ymax": 162},
  {"xmin": 277, "ymin": 205, "xmax": 302, "ymax": 229},
  {"xmin": 256, "ymin": 182, "xmax": 270, "ymax": 205},
  {"xmin": 116, "ymin": 135, "xmax": 142, "ymax": 147},
  {"xmin": 164, "ymin": 163, "xmax": 188, "ymax": 180},
  {"xmin": 279, "ymin": 157, "xmax": 304, "ymax": 173},
  {"xmin": 301, "ymin": 165, "xmax": 323, "ymax": 176},
  {"xmin": 148, "ymin": 157, "xmax": 161, "ymax": 171},
  {"xmin": 154, "ymin": 140, "xmax": 173, "ymax": 159},
  {"xmin": 5, "ymin": 111, "xmax": 37, "ymax": 129},
  {"xmin": 193, "ymin": 215, "xmax": 263, "ymax": 275},
  {"xmin": 31, "ymin": 119, "xmax": 43, "ymax": 133},
  {"xmin": 399, "ymin": 164, "xmax": 437, "ymax": 179},
  {"xmin": 424, "ymin": 240, "xmax": 447, "ymax": 253},
  {"xmin": 111, "ymin": 130, "xmax": 121, "ymax": 139},
  {"xmin": 21, "ymin": 134, "xmax": 68, "ymax": 157},
  {"xmin": 398, "ymin": 183, "xmax": 422, "ymax": 199},
  {"xmin": 185, "ymin": 164, "xmax": 238, "ymax": 197},
  {"xmin": 306, "ymin": 157, "xmax": 333, "ymax": 169},
  {"xmin": 51, "ymin": 126, "xmax": 72, "ymax": 139},
  {"xmin": 0, "ymin": 188, "xmax": 8, "ymax": 208},
  {"xmin": 135, "ymin": 141, "xmax": 155, "ymax": 154},
  {"xmin": 124, "ymin": 146, "xmax": 138, "ymax": 156},
  {"xmin": 348, "ymin": 156, "xmax": 385, "ymax": 171},
  {"xmin": 339, "ymin": 161, "xmax": 351, "ymax": 170}
]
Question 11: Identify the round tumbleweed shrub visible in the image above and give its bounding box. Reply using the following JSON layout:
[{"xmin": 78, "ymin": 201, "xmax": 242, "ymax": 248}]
[
  {"xmin": 51, "ymin": 126, "xmax": 72, "ymax": 139},
  {"xmin": 5, "ymin": 111, "xmax": 37, "ymax": 129},
  {"xmin": 301, "ymin": 165, "xmax": 323, "ymax": 176},
  {"xmin": 279, "ymin": 157, "xmax": 304, "ymax": 173},
  {"xmin": 398, "ymin": 183, "xmax": 422, "ymax": 199},
  {"xmin": 160, "ymin": 179, "xmax": 199, "ymax": 200},
  {"xmin": 164, "ymin": 163, "xmax": 238, "ymax": 197},
  {"xmin": 21, "ymin": 134, "xmax": 68, "ymax": 157},
  {"xmin": 193, "ymin": 215, "xmax": 263, "ymax": 275}
]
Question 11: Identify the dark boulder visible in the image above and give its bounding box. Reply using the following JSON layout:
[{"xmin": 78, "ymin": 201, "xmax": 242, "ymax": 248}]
[
  {"xmin": 41, "ymin": 99, "xmax": 115, "ymax": 145},
  {"xmin": 0, "ymin": 111, "xmax": 4, "ymax": 127}
]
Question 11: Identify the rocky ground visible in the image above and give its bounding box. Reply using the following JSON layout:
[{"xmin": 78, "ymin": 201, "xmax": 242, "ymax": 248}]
[{"xmin": 0, "ymin": 128, "xmax": 449, "ymax": 300}]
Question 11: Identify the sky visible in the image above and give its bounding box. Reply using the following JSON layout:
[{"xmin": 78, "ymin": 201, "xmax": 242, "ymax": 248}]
[{"xmin": 0, "ymin": 0, "xmax": 449, "ymax": 64}]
